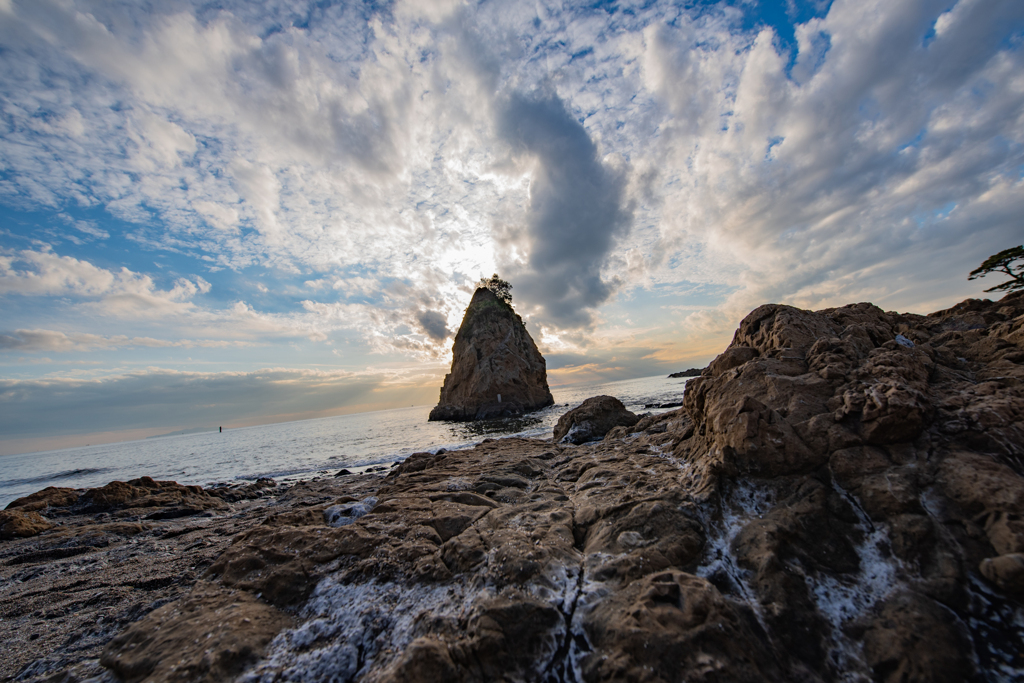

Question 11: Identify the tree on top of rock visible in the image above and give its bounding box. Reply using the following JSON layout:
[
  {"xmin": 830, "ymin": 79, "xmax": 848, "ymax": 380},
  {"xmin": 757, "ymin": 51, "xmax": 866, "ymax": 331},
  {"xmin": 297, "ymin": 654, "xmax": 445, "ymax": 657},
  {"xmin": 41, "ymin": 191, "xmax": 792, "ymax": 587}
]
[
  {"xmin": 969, "ymin": 245, "xmax": 1024, "ymax": 293},
  {"xmin": 479, "ymin": 273, "xmax": 513, "ymax": 304}
]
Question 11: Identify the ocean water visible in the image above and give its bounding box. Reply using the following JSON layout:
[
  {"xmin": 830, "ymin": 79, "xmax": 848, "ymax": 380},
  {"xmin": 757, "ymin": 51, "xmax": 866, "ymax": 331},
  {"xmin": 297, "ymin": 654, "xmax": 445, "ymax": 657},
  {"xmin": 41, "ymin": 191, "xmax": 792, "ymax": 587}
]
[{"xmin": 0, "ymin": 374, "xmax": 691, "ymax": 509}]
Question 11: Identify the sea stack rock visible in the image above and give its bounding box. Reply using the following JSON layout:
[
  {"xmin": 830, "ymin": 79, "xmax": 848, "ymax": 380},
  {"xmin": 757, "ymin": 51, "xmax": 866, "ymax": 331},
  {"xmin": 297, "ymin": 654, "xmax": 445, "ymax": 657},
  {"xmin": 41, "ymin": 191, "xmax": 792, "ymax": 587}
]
[{"xmin": 429, "ymin": 287, "xmax": 554, "ymax": 421}]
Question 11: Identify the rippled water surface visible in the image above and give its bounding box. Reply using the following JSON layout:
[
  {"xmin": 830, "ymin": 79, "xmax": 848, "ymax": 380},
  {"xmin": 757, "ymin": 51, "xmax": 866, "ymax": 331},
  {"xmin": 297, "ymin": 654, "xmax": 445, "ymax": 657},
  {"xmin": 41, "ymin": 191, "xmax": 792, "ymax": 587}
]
[{"xmin": 0, "ymin": 374, "xmax": 690, "ymax": 508}]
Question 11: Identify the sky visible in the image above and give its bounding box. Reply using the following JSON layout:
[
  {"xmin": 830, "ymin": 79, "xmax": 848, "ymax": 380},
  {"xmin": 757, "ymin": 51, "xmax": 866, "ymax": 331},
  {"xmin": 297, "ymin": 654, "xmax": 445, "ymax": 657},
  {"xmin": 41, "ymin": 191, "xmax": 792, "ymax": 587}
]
[{"xmin": 1, "ymin": 0, "xmax": 1022, "ymax": 455}]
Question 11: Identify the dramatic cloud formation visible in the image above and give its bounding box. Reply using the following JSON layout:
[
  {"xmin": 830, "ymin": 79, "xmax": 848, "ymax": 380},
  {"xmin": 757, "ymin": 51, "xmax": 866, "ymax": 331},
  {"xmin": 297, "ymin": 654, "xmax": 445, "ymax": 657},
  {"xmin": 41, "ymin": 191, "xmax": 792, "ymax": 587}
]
[
  {"xmin": 1, "ymin": 0, "xmax": 1022, "ymax": 451},
  {"xmin": 1, "ymin": 246, "xmax": 210, "ymax": 316},
  {"xmin": 497, "ymin": 93, "xmax": 632, "ymax": 328}
]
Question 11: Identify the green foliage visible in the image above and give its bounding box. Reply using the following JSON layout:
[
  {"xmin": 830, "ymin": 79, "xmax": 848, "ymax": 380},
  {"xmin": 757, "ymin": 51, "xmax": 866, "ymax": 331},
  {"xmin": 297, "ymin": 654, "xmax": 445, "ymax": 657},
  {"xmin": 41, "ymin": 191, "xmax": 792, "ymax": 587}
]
[
  {"xmin": 479, "ymin": 273, "xmax": 513, "ymax": 304},
  {"xmin": 968, "ymin": 245, "xmax": 1024, "ymax": 293}
]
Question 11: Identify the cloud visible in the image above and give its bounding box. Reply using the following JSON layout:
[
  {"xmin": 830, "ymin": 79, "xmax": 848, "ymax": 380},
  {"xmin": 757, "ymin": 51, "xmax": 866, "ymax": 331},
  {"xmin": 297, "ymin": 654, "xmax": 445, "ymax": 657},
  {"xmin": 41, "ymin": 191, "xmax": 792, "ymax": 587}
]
[
  {"xmin": 0, "ymin": 366, "xmax": 440, "ymax": 446},
  {"xmin": 0, "ymin": 329, "xmax": 255, "ymax": 352},
  {"xmin": 0, "ymin": 329, "xmax": 169, "ymax": 352},
  {"xmin": 0, "ymin": 246, "xmax": 115, "ymax": 297},
  {"xmin": 0, "ymin": 246, "xmax": 207, "ymax": 318},
  {"xmin": 495, "ymin": 92, "xmax": 633, "ymax": 329},
  {"xmin": 416, "ymin": 309, "xmax": 450, "ymax": 342},
  {"xmin": 628, "ymin": 0, "xmax": 1024, "ymax": 327},
  {"xmin": 0, "ymin": 0, "xmax": 1021, "ymax": 395},
  {"xmin": 302, "ymin": 298, "xmax": 454, "ymax": 360},
  {"xmin": 57, "ymin": 213, "xmax": 109, "ymax": 241},
  {"xmin": 0, "ymin": 1, "xmax": 419, "ymax": 266},
  {"xmin": 0, "ymin": 247, "xmax": 386, "ymax": 347}
]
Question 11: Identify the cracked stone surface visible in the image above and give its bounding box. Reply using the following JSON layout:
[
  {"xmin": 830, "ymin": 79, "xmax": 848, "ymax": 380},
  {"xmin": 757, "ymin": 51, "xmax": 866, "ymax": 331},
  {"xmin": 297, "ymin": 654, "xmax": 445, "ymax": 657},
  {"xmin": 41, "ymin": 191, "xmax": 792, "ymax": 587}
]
[
  {"xmin": 0, "ymin": 476, "xmax": 385, "ymax": 682},
  {"xmin": 5, "ymin": 291, "xmax": 1024, "ymax": 682}
]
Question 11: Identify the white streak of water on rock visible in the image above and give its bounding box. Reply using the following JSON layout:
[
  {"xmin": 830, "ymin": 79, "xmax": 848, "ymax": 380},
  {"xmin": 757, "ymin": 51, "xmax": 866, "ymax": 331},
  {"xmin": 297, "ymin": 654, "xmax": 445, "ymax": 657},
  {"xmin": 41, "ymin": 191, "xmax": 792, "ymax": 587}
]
[{"xmin": 241, "ymin": 578, "xmax": 471, "ymax": 683}]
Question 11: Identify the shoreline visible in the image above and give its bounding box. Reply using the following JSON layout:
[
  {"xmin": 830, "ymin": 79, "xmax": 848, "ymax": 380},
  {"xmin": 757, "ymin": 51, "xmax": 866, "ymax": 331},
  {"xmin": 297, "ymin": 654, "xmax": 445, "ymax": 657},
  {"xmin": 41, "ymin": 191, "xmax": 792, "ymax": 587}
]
[
  {"xmin": 0, "ymin": 375, "xmax": 690, "ymax": 508},
  {"xmin": 2, "ymin": 294, "xmax": 1023, "ymax": 681},
  {"xmin": 0, "ymin": 456, "xmax": 409, "ymax": 513}
]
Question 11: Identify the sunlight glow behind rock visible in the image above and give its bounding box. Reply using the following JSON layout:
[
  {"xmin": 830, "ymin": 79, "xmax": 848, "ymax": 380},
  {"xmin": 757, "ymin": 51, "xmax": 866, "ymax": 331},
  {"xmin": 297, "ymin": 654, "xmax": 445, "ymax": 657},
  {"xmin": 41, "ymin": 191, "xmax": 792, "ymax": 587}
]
[{"xmin": 1, "ymin": 0, "xmax": 1021, "ymax": 452}]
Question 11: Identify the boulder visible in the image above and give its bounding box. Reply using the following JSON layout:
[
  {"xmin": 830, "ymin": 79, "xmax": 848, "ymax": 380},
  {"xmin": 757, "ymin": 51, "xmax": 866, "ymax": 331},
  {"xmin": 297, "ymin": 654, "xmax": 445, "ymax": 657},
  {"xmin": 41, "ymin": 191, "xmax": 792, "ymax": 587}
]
[
  {"xmin": 100, "ymin": 581, "xmax": 292, "ymax": 683},
  {"xmin": 429, "ymin": 288, "xmax": 553, "ymax": 421},
  {"xmin": 860, "ymin": 591, "xmax": 975, "ymax": 683},
  {"xmin": 75, "ymin": 475, "xmax": 228, "ymax": 516},
  {"xmin": 580, "ymin": 571, "xmax": 781, "ymax": 681},
  {"xmin": 979, "ymin": 553, "xmax": 1024, "ymax": 599},
  {"xmin": 0, "ymin": 510, "xmax": 54, "ymax": 540},
  {"xmin": 553, "ymin": 395, "xmax": 639, "ymax": 444},
  {"xmin": 5, "ymin": 486, "xmax": 79, "ymax": 512}
]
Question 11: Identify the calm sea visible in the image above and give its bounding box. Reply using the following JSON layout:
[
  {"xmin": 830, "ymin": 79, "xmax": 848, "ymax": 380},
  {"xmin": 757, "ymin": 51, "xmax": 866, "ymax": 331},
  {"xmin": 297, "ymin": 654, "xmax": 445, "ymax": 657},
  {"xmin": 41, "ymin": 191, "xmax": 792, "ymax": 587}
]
[{"xmin": 0, "ymin": 374, "xmax": 690, "ymax": 509}]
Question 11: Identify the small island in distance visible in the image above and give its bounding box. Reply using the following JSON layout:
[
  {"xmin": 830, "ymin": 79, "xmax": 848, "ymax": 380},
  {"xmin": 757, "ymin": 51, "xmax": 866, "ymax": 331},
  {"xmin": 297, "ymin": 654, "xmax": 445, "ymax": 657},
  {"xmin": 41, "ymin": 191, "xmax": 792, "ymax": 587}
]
[{"xmin": 668, "ymin": 367, "xmax": 704, "ymax": 378}]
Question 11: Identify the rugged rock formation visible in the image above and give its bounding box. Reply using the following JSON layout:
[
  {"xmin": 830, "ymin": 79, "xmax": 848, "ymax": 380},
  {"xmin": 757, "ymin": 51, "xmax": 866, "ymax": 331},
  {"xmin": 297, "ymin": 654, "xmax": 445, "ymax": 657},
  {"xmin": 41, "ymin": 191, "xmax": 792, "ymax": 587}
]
[
  {"xmin": 0, "ymin": 475, "xmax": 347, "ymax": 681},
  {"xmin": 5, "ymin": 486, "xmax": 80, "ymax": 512},
  {"xmin": 429, "ymin": 288, "xmax": 553, "ymax": 421},
  {"xmin": 76, "ymin": 476, "xmax": 230, "ymax": 516},
  {"xmin": 0, "ymin": 509, "xmax": 54, "ymax": 539},
  {"xmin": 552, "ymin": 395, "xmax": 639, "ymax": 443},
  {"xmin": 101, "ymin": 581, "xmax": 293, "ymax": 682},
  {"xmin": 5, "ymin": 292, "xmax": 1024, "ymax": 682}
]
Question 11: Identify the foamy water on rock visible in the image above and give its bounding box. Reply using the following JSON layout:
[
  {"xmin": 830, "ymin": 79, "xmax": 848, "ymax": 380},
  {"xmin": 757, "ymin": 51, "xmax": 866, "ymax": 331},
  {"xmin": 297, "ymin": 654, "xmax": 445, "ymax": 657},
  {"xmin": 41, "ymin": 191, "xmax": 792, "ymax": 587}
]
[{"xmin": 0, "ymin": 374, "xmax": 689, "ymax": 508}]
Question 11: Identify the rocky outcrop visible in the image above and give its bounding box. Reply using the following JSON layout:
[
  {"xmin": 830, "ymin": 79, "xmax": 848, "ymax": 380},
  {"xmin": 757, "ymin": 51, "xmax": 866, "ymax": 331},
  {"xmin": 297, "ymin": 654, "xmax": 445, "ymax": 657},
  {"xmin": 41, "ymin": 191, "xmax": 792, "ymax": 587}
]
[
  {"xmin": 429, "ymin": 288, "xmax": 553, "ymax": 421},
  {"xmin": 0, "ymin": 474, "xmax": 384, "ymax": 682},
  {"xmin": 100, "ymin": 581, "xmax": 293, "ymax": 683},
  {"xmin": 0, "ymin": 510, "xmax": 54, "ymax": 539},
  {"xmin": 668, "ymin": 367, "xmax": 704, "ymax": 378},
  {"xmin": 76, "ymin": 476, "xmax": 230, "ymax": 517},
  {"xmin": 552, "ymin": 395, "xmax": 639, "ymax": 443},
  {"xmin": 229, "ymin": 290, "xmax": 1015, "ymax": 682},
  {"xmin": 5, "ymin": 292, "xmax": 1024, "ymax": 682},
  {"xmin": 0, "ymin": 478, "xmax": 234, "ymax": 544},
  {"xmin": 5, "ymin": 486, "xmax": 80, "ymax": 513}
]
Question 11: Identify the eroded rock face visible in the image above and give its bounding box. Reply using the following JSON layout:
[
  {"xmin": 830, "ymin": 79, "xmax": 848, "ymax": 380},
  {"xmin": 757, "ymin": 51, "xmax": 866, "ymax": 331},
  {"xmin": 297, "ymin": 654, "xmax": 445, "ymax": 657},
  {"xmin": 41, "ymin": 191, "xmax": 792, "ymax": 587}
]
[
  {"xmin": 673, "ymin": 293, "xmax": 1024, "ymax": 679},
  {"xmin": 0, "ymin": 510, "xmax": 54, "ymax": 539},
  {"xmin": 553, "ymin": 395, "xmax": 639, "ymax": 444},
  {"xmin": 100, "ymin": 581, "xmax": 292, "ymax": 683},
  {"xmin": 232, "ymin": 292, "xmax": 1022, "ymax": 681},
  {"xmin": 0, "ymin": 474, "xmax": 381, "ymax": 682},
  {"xmin": 429, "ymin": 288, "xmax": 553, "ymax": 421},
  {"xmin": 8, "ymin": 291, "xmax": 1024, "ymax": 682}
]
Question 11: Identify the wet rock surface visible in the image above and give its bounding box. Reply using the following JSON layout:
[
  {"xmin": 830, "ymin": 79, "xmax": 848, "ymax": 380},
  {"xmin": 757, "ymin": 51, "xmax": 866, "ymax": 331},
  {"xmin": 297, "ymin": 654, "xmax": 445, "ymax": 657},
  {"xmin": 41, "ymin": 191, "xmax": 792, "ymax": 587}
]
[
  {"xmin": 5, "ymin": 292, "xmax": 1024, "ymax": 682},
  {"xmin": 100, "ymin": 581, "xmax": 293, "ymax": 683},
  {"xmin": 552, "ymin": 395, "xmax": 639, "ymax": 444},
  {"xmin": 0, "ymin": 475, "xmax": 385, "ymax": 682},
  {"xmin": 429, "ymin": 288, "xmax": 554, "ymax": 421}
]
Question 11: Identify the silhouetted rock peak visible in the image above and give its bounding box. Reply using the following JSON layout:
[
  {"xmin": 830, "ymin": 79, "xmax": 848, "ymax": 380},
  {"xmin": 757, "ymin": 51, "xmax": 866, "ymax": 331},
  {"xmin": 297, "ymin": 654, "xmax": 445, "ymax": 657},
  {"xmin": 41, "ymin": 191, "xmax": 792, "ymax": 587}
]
[{"xmin": 429, "ymin": 288, "xmax": 553, "ymax": 421}]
